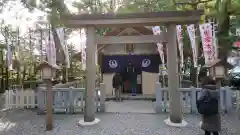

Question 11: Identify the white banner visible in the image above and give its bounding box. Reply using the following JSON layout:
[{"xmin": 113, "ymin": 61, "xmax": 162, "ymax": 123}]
[
  {"xmin": 56, "ymin": 28, "xmax": 70, "ymax": 68},
  {"xmin": 7, "ymin": 41, "xmax": 13, "ymax": 70},
  {"xmin": 45, "ymin": 29, "xmax": 57, "ymax": 66},
  {"xmin": 187, "ymin": 24, "xmax": 198, "ymax": 67},
  {"xmin": 80, "ymin": 28, "xmax": 86, "ymax": 70},
  {"xmin": 199, "ymin": 23, "xmax": 214, "ymax": 65},
  {"xmin": 176, "ymin": 25, "xmax": 184, "ymax": 68},
  {"xmin": 152, "ymin": 26, "xmax": 165, "ymax": 67}
]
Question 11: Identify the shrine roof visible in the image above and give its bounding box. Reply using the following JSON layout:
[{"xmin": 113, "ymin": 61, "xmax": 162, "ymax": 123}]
[{"xmin": 72, "ymin": 26, "xmax": 158, "ymax": 61}]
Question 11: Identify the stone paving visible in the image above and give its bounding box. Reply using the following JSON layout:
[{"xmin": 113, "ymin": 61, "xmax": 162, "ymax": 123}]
[
  {"xmin": 106, "ymin": 100, "xmax": 155, "ymax": 113},
  {"xmin": 0, "ymin": 109, "xmax": 239, "ymax": 135}
]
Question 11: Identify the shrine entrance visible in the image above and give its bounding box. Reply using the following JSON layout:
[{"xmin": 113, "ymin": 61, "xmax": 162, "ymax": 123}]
[
  {"xmin": 62, "ymin": 10, "xmax": 203, "ymax": 125},
  {"xmin": 98, "ymin": 27, "xmax": 161, "ymax": 96},
  {"xmin": 121, "ymin": 60, "xmax": 141, "ymax": 94}
]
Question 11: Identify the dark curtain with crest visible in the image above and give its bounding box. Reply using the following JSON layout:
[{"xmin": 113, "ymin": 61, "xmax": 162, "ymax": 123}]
[{"xmin": 101, "ymin": 54, "xmax": 161, "ymax": 73}]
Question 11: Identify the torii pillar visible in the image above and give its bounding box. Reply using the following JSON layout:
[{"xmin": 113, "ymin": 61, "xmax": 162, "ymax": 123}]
[
  {"xmin": 78, "ymin": 26, "xmax": 100, "ymax": 126},
  {"xmin": 164, "ymin": 24, "xmax": 187, "ymax": 127}
]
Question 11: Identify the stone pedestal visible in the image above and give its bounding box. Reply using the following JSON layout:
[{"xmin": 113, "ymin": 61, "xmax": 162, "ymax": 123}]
[
  {"xmin": 164, "ymin": 117, "xmax": 187, "ymax": 127},
  {"xmin": 78, "ymin": 118, "xmax": 100, "ymax": 127}
]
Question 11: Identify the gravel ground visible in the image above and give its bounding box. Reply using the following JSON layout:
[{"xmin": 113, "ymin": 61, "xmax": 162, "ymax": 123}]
[{"xmin": 0, "ymin": 109, "xmax": 239, "ymax": 135}]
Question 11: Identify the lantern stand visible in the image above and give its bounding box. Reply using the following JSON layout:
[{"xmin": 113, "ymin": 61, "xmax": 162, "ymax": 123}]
[
  {"xmin": 37, "ymin": 62, "xmax": 60, "ymax": 131},
  {"xmin": 203, "ymin": 59, "xmax": 233, "ymax": 130}
]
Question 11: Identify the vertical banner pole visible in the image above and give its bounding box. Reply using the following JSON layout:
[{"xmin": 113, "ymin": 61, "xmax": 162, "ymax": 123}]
[
  {"xmin": 152, "ymin": 26, "xmax": 166, "ymax": 87},
  {"xmin": 176, "ymin": 25, "xmax": 184, "ymax": 87},
  {"xmin": 39, "ymin": 29, "xmax": 43, "ymax": 79}
]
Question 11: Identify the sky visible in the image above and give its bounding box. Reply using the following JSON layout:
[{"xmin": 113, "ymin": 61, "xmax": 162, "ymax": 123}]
[{"xmin": 0, "ymin": 0, "xmax": 82, "ymax": 53}]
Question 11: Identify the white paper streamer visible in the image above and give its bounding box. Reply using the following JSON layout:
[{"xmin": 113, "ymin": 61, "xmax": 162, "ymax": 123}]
[{"xmin": 187, "ymin": 24, "xmax": 198, "ymax": 67}]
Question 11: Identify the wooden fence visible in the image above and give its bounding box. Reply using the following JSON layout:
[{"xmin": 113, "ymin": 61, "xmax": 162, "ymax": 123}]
[
  {"xmin": 2, "ymin": 82, "xmax": 240, "ymax": 114},
  {"xmin": 3, "ymin": 83, "xmax": 106, "ymax": 114},
  {"xmin": 4, "ymin": 89, "xmax": 37, "ymax": 109}
]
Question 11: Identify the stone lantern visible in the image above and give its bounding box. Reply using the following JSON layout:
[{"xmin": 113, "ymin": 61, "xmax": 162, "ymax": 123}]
[
  {"xmin": 203, "ymin": 59, "xmax": 233, "ymax": 87},
  {"xmin": 36, "ymin": 62, "xmax": 60, "ymax": 131},
  {"xmin": 37, "ymin": 62, "xmax": 60, "ymax": 80}
]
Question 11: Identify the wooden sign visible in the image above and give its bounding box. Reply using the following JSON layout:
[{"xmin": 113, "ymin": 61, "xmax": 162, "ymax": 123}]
[{"xmin": 125, "ymin": 44, "xmax": 134, "ymax": 53}]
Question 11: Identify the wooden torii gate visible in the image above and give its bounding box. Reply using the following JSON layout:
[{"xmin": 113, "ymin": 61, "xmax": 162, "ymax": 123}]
[{"xmin": 62, "ymin": 10, "xmax": 203, "ymax": 126}]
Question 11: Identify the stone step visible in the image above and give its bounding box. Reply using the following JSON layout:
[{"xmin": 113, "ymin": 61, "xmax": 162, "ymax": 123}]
[{"xmin": 105, "ymin": 100, "xmax": 156, "ymax": 113}]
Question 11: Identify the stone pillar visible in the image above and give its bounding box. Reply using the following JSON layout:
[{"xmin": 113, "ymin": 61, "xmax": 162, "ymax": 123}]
[
  {"xmin": 0, "ymin": 93, "xmax": 4, "ymax": 111},
  {"xmin": 84, "ymin": 26, "xmax": 96, "ymax": 122},
  {"xmin": 155, "ymin": 82, "xmax": 162, "ymax": 113},
  {"xmin": 165, "ymin": 24, "xmax": 183, "ymax": 124},
  {"xmin": 99, "ymin": 83, "xmax": 106, "ymax": 112}
]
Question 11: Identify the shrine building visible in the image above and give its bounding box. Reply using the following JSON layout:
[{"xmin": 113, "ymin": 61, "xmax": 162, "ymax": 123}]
[{"xmin": 98, "ymin": 27, "xmax": 161, "ymax": 96}]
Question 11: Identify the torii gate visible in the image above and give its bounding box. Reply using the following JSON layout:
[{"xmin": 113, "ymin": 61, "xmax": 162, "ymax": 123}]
[{"xmin": 62, "ymin": 10, "xmax": 203, "ymax": 126}]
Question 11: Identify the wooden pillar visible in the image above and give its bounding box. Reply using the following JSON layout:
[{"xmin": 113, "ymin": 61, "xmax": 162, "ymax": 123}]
[
  {"xmin": 166, "ymin": 24, "xmax": 182, "ymax": 123},
  {"xmin": 84, "ymin": 26, "xmax": 96, "ymax": 122},
  {"xmin": 45, "ymin": 79, "xmax": 53, "ymax": 131}
]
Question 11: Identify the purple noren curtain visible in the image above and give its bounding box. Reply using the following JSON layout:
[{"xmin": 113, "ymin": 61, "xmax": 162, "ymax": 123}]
[{"xmin": 101, "ymin": 54, "xmax": 161, "ymax": 73}]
